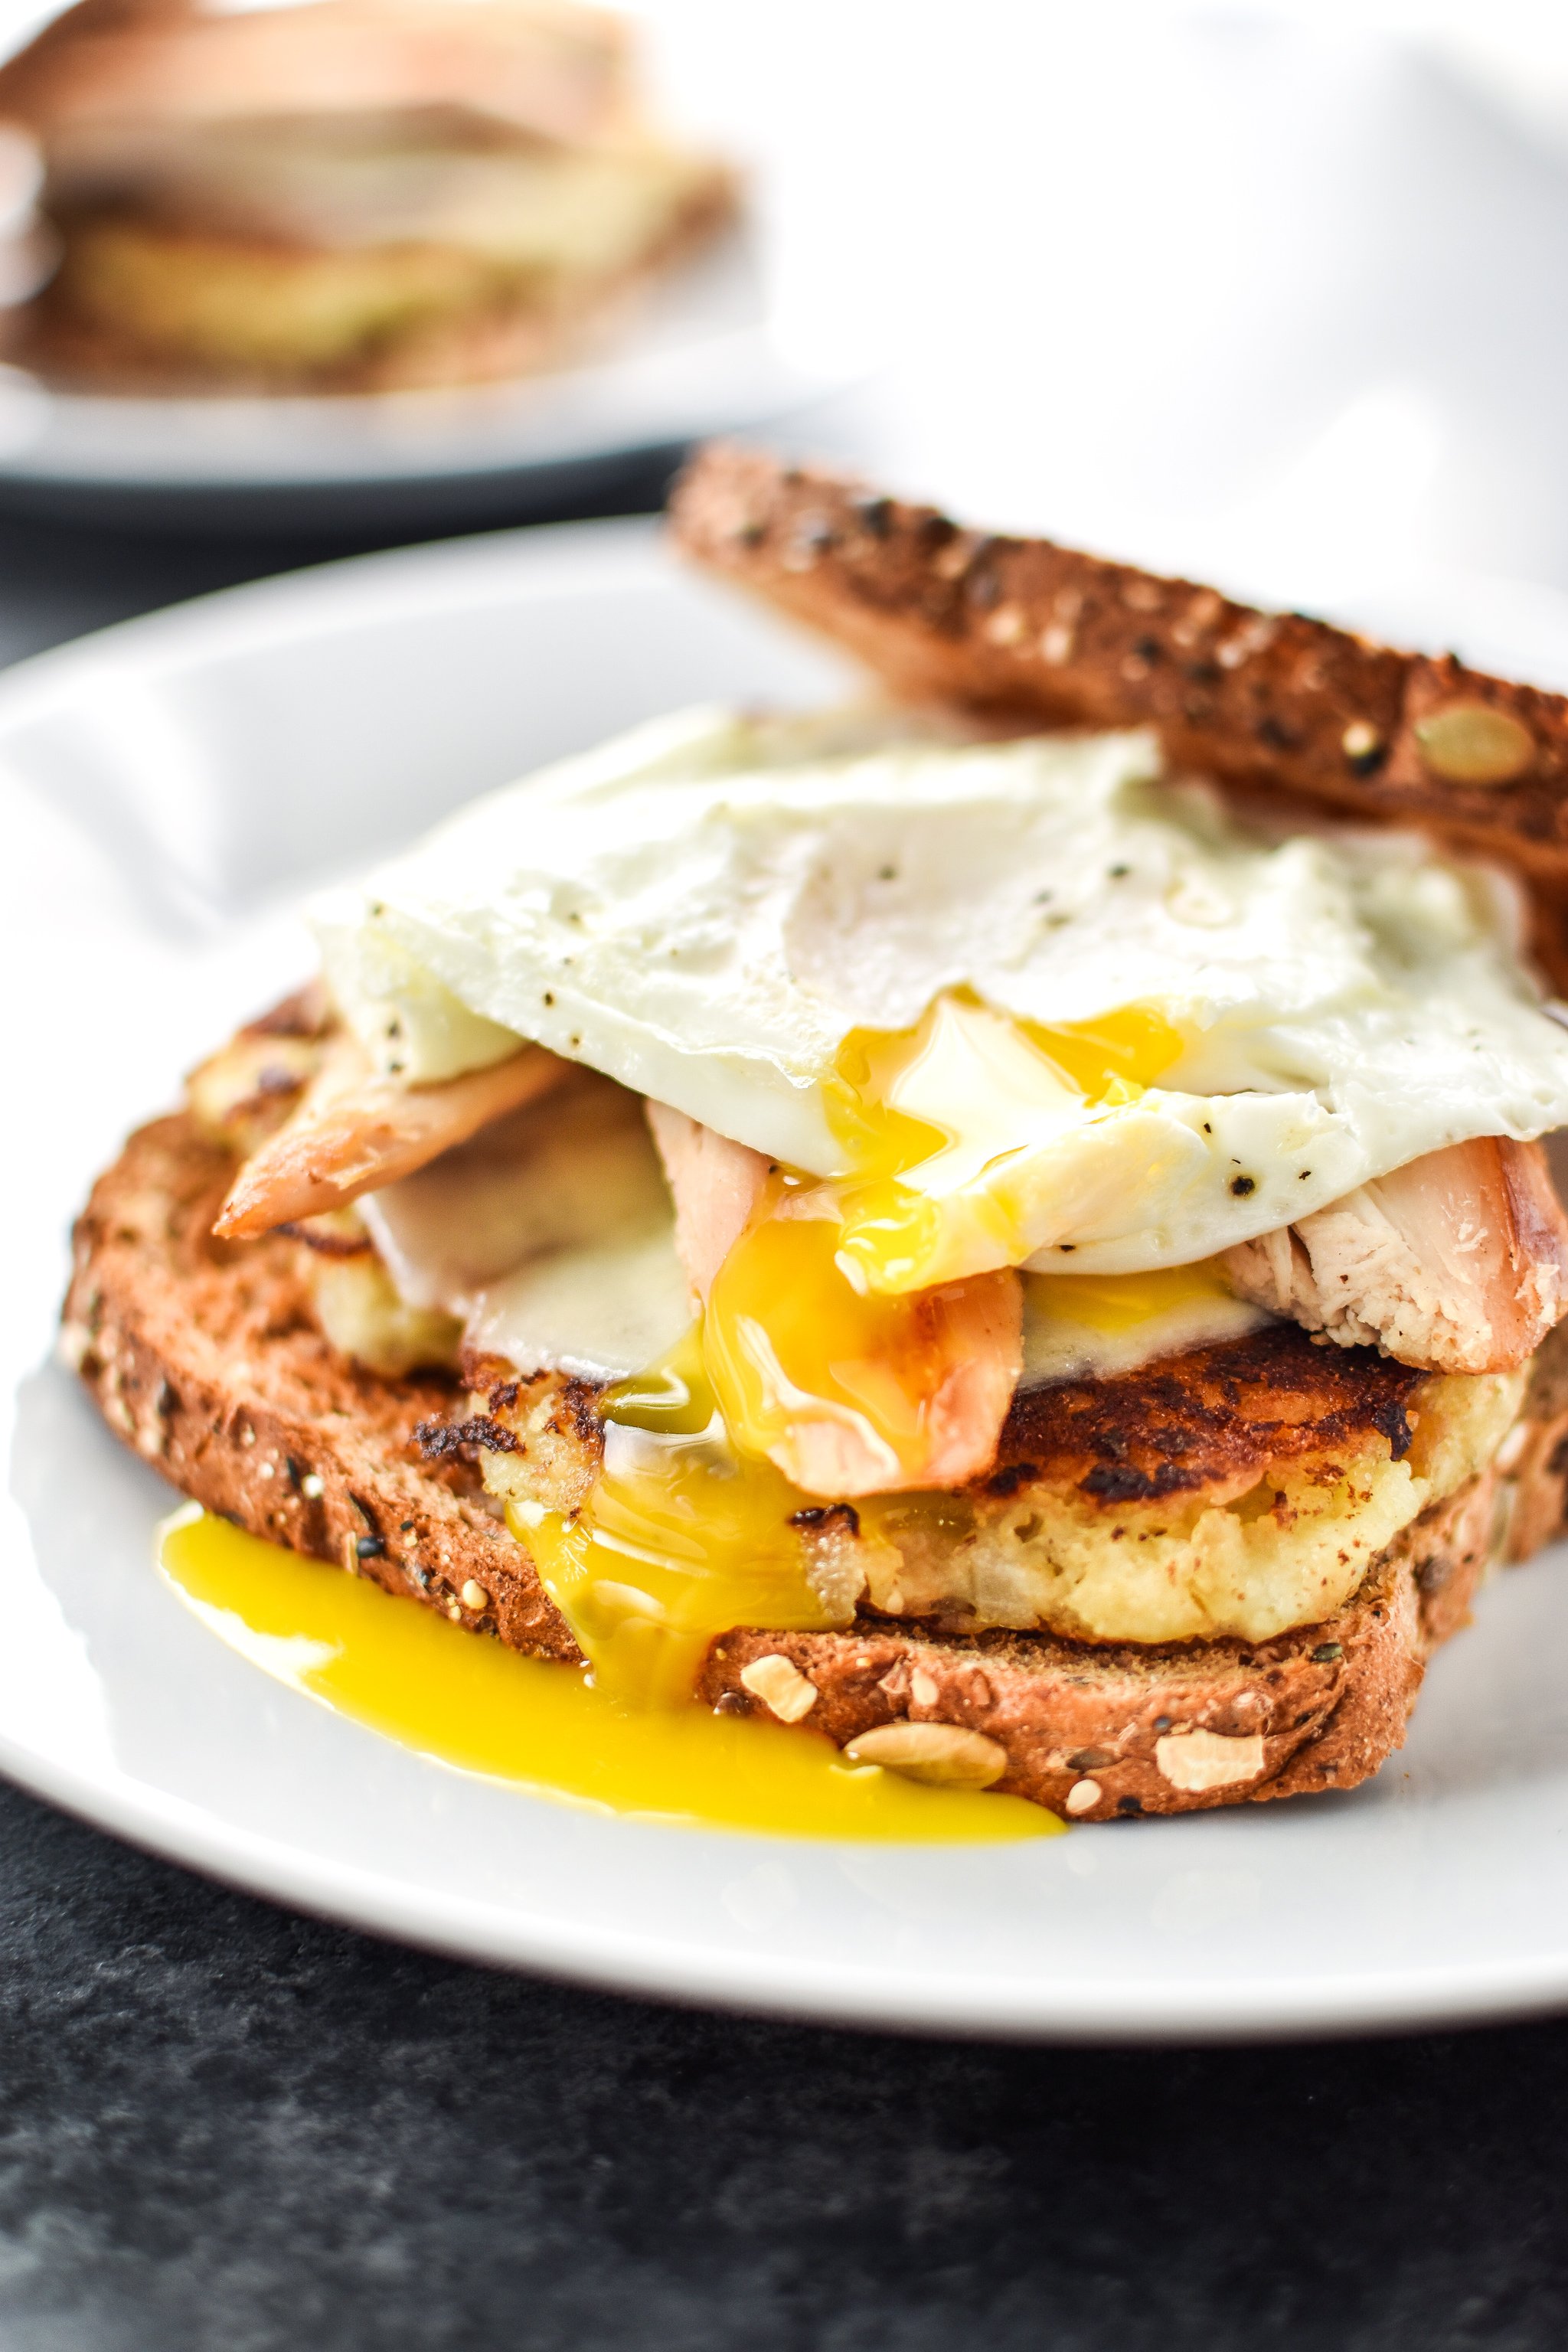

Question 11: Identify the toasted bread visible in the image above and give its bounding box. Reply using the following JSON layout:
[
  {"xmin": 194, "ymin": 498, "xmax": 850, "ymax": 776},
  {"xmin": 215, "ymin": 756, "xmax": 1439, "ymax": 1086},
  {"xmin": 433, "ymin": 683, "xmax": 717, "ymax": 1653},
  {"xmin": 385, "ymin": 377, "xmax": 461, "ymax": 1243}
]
[
  {"xmin": 64, "ymin": 1104, "xmax": 1568, "ymax": 1816},
  {"xmin": 64, "ymin": 1111, "xmax": 578, "ymax": 1661},
  {"xmin": 0, "ymin": 0, "xmax": 633, "ymax": 148},
  {"xmin": 669, "ymin": 446, "xmax": 1568, "ymax": 981}
]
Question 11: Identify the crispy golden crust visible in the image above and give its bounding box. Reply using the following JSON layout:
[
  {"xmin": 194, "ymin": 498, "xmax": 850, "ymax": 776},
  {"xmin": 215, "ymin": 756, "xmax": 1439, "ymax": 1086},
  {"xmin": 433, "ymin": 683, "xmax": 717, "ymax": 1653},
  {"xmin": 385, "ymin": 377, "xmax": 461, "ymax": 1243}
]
[
  {"xmin": 66, "ymin": 1106, "xmax": 1564, "ymax": 1818},
  {"xmin": 989, "ymin": 1325, "xmax": 1423, "ymax": 1509},
  {"xmin": 669, "ymin": 445, "xmax": 1568, "ymax": 915},
  {"xmin": 456, "ymin": 1320, "xmax": 1426, "ymax": 1524}
]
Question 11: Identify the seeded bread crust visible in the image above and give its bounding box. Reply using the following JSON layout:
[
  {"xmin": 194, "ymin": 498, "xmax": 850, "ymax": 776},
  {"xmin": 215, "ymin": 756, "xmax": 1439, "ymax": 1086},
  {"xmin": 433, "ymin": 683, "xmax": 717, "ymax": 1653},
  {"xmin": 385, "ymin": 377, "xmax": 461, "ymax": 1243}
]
[
  {"xmin": 668, "ymin": 445, "xmax": 1568, "ymax": 975},
  {"xmin": 64, "ymin": 1112, "xmax": 582, "ymax": 1661},
  {"xmin": 65, "ymin": 1109, "xmax": 1568, "ymax": 1818},
  {"xmin": 701, "ymin": 1480, "xmax": 1492, "ymax": 1821}
]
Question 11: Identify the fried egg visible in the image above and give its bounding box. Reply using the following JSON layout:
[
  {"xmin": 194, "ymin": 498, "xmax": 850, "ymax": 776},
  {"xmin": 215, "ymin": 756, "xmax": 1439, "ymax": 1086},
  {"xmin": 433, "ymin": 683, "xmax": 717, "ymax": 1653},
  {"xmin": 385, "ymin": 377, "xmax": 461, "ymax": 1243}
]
[{"xmin": 315, "ymin": 708, "xmax": 1568, "ymax": 1287}]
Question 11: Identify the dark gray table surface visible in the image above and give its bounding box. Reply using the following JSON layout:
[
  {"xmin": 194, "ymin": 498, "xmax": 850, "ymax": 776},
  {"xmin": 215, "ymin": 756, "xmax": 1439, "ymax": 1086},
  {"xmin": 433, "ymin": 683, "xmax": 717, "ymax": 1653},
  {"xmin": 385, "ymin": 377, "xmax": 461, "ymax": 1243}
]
[{"xmin": 5, "ymin": 495, "xmax": 1568, "ymax": 2352}]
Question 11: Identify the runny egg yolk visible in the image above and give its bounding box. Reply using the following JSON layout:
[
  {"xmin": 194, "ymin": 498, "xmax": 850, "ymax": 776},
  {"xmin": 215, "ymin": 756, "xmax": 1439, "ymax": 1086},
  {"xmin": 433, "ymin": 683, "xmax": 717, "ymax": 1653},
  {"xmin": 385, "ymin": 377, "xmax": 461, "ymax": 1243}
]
[
  {"xmin": 702, "ymin": 1171, "xmax": 1021, "ymax": 1495},
  {"xmin": 825, "ymin": 993, "xmax": 1187, "ymax": 1295},
  {"xmin": 519, "ymin": 1222, "xmax": 1021, "ymax": 1709},
  {"xmin": 688, "ymin": 993, "xmax": 1187, "ymax": 1485},
  {"xmin": 525, "ymin": 996, "xmax": 1226, "ymax": 1710},
  {"xmin": 519, "ymin": 1330, "xmax": 843, "ymax": 1709},
  {"xmin": 519, "ymin": 1267, "xmax": 1253, "ymax": 1713}
]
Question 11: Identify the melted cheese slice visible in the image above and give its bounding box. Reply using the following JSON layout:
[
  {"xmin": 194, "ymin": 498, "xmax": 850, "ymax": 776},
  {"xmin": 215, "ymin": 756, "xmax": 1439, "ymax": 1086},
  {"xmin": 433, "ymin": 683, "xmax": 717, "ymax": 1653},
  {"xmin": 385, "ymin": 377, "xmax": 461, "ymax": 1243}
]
[
  {"xmin": 467, "ymin": 1230, "xmax": 691, "ymax": 1384},
  {"xmin": 358, "ymin": 1067, "xmax": 668, "ymax": 1312},
  {"xmin": 358, "ymin": 1064, "xmax": 691, "ymax": 1382},
  {"xmin": 1020, "ymin": 1264, "xmax": 1271, "ymax": 1387}
]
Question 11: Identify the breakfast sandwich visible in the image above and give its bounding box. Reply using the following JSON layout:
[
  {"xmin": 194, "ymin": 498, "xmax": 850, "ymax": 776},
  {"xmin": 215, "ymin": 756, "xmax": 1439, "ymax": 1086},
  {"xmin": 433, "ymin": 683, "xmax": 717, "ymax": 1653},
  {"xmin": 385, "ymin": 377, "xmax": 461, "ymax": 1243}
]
[
  {"xmin": 0, "ymin": 0, "xmax": 734, "ymax": 391},
  {"xmin": 64, "ymin": 444, "xmax": 1568, "ymax": 1821}
]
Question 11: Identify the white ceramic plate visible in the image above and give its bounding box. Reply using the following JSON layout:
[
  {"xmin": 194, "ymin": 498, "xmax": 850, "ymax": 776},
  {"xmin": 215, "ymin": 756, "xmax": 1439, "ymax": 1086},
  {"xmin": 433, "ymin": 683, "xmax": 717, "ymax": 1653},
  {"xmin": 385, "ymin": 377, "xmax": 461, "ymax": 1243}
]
[
  {"xmin": 0, "ymin": 227, "xmax": 844, "ymax": 528},
  {"xmin": 8, "ymin": 518, "xmax": 1568, "ymax": 2042}
]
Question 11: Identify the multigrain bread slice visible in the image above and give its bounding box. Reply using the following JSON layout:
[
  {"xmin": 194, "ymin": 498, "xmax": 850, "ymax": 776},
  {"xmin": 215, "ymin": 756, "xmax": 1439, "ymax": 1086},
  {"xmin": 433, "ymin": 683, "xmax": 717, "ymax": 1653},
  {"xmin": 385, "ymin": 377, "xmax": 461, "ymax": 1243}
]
[
  {"xmin": 669, "ymin": 445, "xmax": 1568, "ymax": 982},
  {"xmin": 64, "ymin": 1104, "xmax": 1568, "ymax": 1817},
  {"xmin": 64, "ymin": 1111, "xmax": 579, "ymax": 1663},
  {"xmin": 698, "ymin": 1501, "xmax": 1485, "ymax": 1821}
]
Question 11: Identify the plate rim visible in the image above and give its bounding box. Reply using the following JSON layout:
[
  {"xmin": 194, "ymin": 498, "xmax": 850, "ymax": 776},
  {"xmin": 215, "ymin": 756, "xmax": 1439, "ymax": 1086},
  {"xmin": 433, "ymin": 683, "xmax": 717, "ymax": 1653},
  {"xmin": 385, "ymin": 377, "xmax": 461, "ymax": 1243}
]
[{"xmin": 10, "ymin": 1714, "xmax": 1568, "ymax": 2045}]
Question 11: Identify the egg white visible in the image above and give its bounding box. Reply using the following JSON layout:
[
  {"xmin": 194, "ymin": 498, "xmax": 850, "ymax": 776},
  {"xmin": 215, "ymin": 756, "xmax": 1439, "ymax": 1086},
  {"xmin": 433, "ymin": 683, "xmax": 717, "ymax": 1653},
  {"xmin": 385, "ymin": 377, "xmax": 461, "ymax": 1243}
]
[{"xmin": 315, "ymin": 708, "xmax": 1568, "ymax": 1277}]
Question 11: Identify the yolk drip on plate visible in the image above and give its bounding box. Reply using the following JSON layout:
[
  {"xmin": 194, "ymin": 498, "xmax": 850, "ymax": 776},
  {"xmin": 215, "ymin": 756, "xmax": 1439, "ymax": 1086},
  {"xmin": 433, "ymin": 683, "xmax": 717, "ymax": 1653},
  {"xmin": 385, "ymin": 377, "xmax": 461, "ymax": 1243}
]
[{"xmin": 158, "ymin": 1506, "xmax": 1054, "ymax": 1841}]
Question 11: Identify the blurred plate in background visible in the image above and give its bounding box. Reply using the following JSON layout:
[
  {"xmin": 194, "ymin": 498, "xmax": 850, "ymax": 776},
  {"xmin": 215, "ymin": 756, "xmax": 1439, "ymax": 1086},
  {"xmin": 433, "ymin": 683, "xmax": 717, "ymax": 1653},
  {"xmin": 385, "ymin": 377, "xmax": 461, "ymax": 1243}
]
[{"xmin": 0, "ymin": 221, "xmax": 851, "ymax": 532}]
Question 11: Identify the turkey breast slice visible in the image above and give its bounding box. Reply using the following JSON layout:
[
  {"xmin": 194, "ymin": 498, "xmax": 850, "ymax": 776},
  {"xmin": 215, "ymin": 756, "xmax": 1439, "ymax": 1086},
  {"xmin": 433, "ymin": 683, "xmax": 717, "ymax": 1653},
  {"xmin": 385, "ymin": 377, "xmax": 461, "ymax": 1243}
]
[{"xmin": 1224, "ymin": 1135, "xmax": 1568, "ymax": 1374}]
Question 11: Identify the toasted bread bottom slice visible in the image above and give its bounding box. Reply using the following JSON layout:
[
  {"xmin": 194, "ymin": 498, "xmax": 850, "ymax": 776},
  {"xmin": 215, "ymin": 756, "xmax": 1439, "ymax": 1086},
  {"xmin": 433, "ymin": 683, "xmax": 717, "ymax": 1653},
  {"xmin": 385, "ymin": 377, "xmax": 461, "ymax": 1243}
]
[{"xmin": 65, "ymin": 1109, "xmax": 1568, "ymax": 1816}]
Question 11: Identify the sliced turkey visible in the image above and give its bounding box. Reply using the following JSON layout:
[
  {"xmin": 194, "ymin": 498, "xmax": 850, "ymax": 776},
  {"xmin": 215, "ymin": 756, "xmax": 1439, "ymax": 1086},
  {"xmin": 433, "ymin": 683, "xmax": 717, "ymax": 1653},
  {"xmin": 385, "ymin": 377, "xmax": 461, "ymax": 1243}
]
[
  {"xmin": 642, "ymin": 1100, "xmax": 768, "ymax": 1305},
  {"xmin": 214, "ymin": 1032, "xmax": 570, "ymax": 1239},
  {"xmin": 1224, "ymin": 1135, "xmax": 1568, "ymax": 1375}
]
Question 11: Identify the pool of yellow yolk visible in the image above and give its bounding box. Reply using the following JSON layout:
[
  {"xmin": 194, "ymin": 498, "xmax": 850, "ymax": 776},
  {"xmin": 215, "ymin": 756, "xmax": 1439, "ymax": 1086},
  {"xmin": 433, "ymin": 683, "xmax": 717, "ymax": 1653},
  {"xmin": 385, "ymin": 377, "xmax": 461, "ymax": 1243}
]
[{"xmin": 158, "ymin": 1506, "xmax": 1054, "ymax": 1841}]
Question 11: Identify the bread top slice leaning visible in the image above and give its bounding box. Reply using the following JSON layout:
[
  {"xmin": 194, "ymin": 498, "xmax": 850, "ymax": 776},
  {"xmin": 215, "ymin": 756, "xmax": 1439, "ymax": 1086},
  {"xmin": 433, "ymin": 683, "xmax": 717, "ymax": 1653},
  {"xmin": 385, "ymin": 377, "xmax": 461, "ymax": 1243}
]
[{"xmin": 668, "ymin": 443, "xmax": 1568, "ymax": 985}]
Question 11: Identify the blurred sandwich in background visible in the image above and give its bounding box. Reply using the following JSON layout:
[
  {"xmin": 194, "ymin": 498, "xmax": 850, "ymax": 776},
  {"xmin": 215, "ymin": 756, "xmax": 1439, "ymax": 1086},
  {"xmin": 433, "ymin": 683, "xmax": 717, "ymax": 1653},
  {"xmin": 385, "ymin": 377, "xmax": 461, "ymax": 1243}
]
[{"xmin": 0, "ymin": 0, "xmax": 737, "ymax": 391}]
